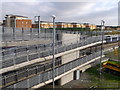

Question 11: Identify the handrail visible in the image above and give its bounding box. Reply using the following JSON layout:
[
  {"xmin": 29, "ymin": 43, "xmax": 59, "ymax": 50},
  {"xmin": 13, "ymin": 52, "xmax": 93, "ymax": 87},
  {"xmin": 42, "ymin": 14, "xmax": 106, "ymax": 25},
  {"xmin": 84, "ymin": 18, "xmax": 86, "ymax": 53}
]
[
  {"xmin": 1, "ymin": 36, "xmax": 102, "ymax": 69},
  {"xmin": 1, "ymin": 51, "xmax": 101, "ymax": 88}
]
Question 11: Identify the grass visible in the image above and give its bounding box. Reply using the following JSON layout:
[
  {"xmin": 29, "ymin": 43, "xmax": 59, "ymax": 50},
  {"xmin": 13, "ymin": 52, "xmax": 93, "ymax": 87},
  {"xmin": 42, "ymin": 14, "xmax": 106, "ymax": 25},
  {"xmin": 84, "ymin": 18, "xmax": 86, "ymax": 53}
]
[
  {"xmin": 86, "ymin": 64, "xmax": 120, "ymax": 80},
  {"xmin": 86, "ymin": 65, "xmax": 100, "ymax": 76},
  {"xmin": 105, "ymin": 48, "xmax": 120, "ymax": 60},
  {"xmin": 85, "ymin": 48, "xmax": 120, "ymax": 88},
  {"xmin": 86, "ymin": 64, "xmax": 120, "ymax": 88}
]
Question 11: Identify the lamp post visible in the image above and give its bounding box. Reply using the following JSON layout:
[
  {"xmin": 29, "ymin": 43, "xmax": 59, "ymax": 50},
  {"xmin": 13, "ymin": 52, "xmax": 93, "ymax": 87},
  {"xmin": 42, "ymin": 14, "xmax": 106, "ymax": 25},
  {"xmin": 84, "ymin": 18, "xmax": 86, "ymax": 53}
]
[
  {"xmin": 12, "ymin": 16, "xmax": 16, "ymax": 41},
  {"xmin": 14, "ymin": 16, "xmax": 16, "ymax": 28},
  {"xmin": 100, "ymin": 20, "xmax": 105, "ymax": 81},
  {"xmin": 51, "ymin": 15, "xmax": 56, "ymax": 89},
  {"xmin": 34, "ymin": 16, "xmax": 40, "ymax": 38}
]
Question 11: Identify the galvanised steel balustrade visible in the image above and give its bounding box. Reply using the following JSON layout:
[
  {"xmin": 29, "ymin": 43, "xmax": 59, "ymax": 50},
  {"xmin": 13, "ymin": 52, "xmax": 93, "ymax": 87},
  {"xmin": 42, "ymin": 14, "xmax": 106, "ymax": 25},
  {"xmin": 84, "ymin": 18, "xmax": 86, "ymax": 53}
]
[
  {"xmin": 2, "ymin": 27, "xmax": 53, "ymax": 41},
  {"xmin": 2, "ymin": 45, "xmax": 117, "ymax": 89},
  {"xmin": 1, "ymin": 36, "xmax": 102, "ymax": 69},
  {"xmin": 1, "ymin": 26, "xmax": 103, "ymax": 42},
  {"xmin": 1, "ymin": 58, "xmax": 62, "ymax": 88},
  {"xmin": 1, "ymin": 51, "xmax": 101, "ymax": 89}
]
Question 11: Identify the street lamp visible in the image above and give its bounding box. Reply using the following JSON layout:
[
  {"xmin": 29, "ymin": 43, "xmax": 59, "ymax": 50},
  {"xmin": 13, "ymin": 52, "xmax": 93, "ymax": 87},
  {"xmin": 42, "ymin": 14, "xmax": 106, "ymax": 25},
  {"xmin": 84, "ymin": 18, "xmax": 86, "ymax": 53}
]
[
  {"xmin": 12, "ymin": 16, "xmax": 16, "ymax": 41},
  {"xmin": 51, "ymin": 15, "xmax": 56, "ymax": 89},
  {"xmin": 100, "ymin": 20, "xmax": 105, "ymax": 81},
  {"xmin": 34, "ymin": 16, "xmax": 40, "ymax": 38},
  {"xmin": 14, "ymin": 16, "xmax": 16, "ymax": 28}
]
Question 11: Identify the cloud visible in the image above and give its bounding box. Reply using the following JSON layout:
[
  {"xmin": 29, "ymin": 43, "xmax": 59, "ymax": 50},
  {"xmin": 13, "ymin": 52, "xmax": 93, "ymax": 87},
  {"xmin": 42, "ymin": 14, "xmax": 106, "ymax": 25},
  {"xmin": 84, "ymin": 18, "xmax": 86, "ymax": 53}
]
[
  {"xmin": 51, "ymin": 2, "xmax": 95, "ymax": 16},
  {"xmin": 1, "ymin": 1, "xmax": 119, "ymax": 25},
  {"xmin": 1, "ymin": 0, "xmax": 119, "ymax": 2},
  {"xmin": 77, "ymin": 6, "xmax": 118, "ymax": 25}
]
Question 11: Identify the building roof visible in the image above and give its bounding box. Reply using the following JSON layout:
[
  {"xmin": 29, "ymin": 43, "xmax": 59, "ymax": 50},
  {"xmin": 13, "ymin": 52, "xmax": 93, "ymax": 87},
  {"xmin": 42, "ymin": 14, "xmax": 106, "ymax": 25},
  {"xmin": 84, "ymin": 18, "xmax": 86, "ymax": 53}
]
[
  {"xmin": 56, "ymin": 22, "xmax": 74, "ymax": 24},
  {"xmin": 34, "ymin": 21, "xmax": 53, "ymax": 24},
  {"xmin": 6, "ymin": 14, "xmax": 28, "ymax": 18}
]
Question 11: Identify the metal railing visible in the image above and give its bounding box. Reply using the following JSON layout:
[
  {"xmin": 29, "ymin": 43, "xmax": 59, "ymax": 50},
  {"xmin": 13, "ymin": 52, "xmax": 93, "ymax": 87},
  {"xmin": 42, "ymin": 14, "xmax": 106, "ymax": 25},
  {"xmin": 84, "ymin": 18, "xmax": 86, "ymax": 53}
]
[
  {"xmin": 1, "ymin": 27, "xmax": 53, "ymax": 42},
  {"xmin": 1, "ymin": 51, "xmax": 101, "ymax": 89},
  {"xmin": 1, "ymin": 36, "xmax": 102, "ymax": 69},
  {"xmin": 1, "ymin": 26, "xmax": 104, "ymax": 42},
  {"xmin": 1, "ymin": 45, "xmax": 118, "ymax": 89}
]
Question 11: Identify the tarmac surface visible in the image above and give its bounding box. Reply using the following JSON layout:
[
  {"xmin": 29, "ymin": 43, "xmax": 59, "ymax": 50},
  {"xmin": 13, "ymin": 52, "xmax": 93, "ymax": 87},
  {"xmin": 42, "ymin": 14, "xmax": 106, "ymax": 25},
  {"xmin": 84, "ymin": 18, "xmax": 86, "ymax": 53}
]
[{"xmin": 43, "ymin": 72, "xmax": 93, "ymax": 88}]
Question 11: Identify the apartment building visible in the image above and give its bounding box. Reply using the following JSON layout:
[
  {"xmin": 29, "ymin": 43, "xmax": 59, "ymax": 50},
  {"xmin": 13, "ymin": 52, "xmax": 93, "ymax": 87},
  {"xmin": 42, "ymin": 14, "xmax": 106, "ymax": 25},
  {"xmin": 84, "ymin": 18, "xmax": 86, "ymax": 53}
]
[
  {"xmin": 32, "ymin": 21, "xmax": 53, "ymax": 28},
  {"xmin": 56, "ymin": 22, "xmax": 73, "ymax": 28},
  {"xmin": 71, "ymin": 23, "xmax": 80, "ymax": 28},
  {"xmin": 90, "ymin": 24, "xmax": 97, "ymax": 30},
  {"xmin": 105, "ymin": 26, "xmax": 120, "ymax": 30},
  {"xmin": 96, "ymin": 25, "xmax": 120, "ymax": 30},
  {"xmin": 3, "ymin": 14, "xmax": 32, "ymax": 28},
  {"xmin": 31, "ymin": 18, "xmax": 97, "ymax": 30},
  {"xmin": 56, "ymin": 22, "xmax": 66, "ymax": 28},
  {"xmin": 83, "ymin": 23, "xmax": 97, "ymax": 30},
  {"xmin": 32, "ymin": 20, "xmax": 97, "ymax": 30},
  {"xmin": 71, "ymin": 23, "xmax": 87, "ymax": 28},
  {"xmin": 67, "ymin": 23, "xmax": 73, "ymax": 28}
]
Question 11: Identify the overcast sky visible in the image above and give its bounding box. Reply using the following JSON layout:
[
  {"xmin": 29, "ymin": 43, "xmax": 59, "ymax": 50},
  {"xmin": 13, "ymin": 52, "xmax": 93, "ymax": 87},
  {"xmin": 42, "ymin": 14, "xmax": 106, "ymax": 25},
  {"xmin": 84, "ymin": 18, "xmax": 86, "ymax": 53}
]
[{"xmin": 1, "ymin": 0, "xmax": 120, "ymax": 26}]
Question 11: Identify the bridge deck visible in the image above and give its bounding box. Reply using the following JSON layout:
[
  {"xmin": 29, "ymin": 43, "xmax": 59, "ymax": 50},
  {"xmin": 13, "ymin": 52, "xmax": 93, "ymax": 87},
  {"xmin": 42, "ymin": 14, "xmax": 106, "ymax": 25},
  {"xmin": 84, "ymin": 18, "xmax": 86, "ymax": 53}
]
[{"xmin": 0, "ymin": 40, "xmax": 105, "ymax": 74}]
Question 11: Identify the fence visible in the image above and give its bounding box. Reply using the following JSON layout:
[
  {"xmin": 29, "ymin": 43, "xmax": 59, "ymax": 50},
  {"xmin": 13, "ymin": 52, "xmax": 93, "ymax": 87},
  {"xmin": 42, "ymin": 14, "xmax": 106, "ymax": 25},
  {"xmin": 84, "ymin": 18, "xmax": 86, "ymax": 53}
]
[
  {"xmin": 1, "ymin": 26, "xmax": 104, "ymax": 42},
  {"xmin": 1, "ymin": 36, "xmax": 102, "ymax": 69},
  {"xmin": 1, "ymin": 41, "xmax": 118, "ymax": 89},
  {"xmin": 2, "ymin": 51, "xmax": 101, "ymax": 89},
  {"xmin": 2, "ymin": 27, "xmax": 53, "ymax": 41}
]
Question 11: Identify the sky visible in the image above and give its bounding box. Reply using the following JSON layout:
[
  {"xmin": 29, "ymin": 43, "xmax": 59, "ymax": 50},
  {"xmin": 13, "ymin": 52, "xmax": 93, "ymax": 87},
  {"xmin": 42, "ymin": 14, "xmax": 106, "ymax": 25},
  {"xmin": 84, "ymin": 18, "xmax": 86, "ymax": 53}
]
[{"xmin": 1, "ymin": 0, "xmax": 120, "ymax": 26}]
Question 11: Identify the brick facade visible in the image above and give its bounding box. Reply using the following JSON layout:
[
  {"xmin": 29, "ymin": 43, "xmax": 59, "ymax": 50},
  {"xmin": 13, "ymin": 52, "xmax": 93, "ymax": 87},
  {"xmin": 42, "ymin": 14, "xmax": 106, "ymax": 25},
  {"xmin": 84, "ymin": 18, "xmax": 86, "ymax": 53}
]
[{"xmin": 16, "ymin": 19, "xmax": 32, "ymax": 28}]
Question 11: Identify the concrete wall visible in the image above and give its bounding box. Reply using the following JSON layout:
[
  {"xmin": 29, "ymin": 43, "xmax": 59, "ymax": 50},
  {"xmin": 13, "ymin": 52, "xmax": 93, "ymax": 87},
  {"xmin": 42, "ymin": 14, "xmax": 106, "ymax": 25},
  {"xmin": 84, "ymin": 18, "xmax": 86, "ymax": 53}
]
[
  {"xmin": 61, "ymin": 33, "xmax": 80, "ymax": 64},
  {"xmin": 60, "ymin": 32, "xmax": 80, "ymax": 85},
  {"xmin": 62, "ymin": 33, "xmax": 80, "ymax": 45},
  {"xmin": 59, "ymin": 33, "xmax": 81, "ymax": 85},
  {"xmin": 59, "ymin": 72, "xmax": 73, "ymax": 86},
  {"xmin": 62, "ymin": 51, "xmax": 79, "ymax": 64},
  {"xmin": 79, "ymin": 64, "xmax": 92, "ymax": 72}
]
